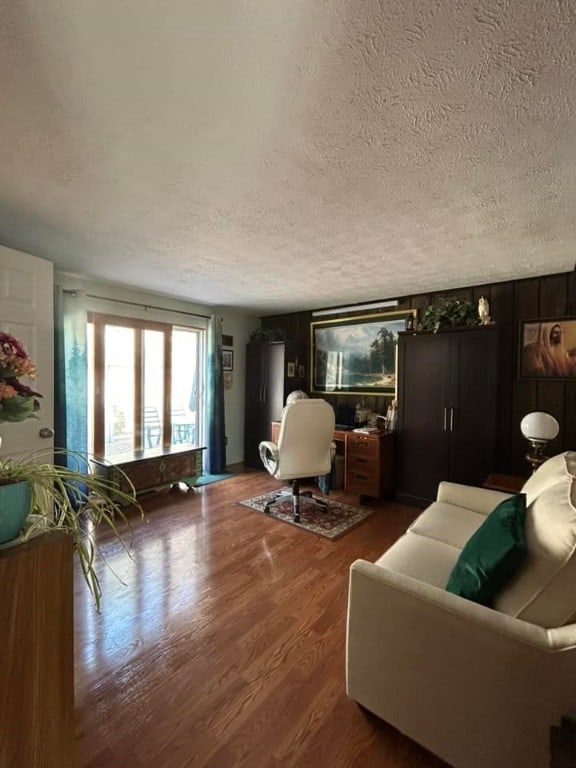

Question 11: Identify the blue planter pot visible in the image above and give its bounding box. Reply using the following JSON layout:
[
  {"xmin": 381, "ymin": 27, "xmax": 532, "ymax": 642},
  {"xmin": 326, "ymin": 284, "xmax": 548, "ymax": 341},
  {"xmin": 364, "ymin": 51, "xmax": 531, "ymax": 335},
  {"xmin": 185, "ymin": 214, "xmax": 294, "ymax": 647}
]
[{"xmin": 0, "ymin": 481, "xmax": 32, "ymax": 544}]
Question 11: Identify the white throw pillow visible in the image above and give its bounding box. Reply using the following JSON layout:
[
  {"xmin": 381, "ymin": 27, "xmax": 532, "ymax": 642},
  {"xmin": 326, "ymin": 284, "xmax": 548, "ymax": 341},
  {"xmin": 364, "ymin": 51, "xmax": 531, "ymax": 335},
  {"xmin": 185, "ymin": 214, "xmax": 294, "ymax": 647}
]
[
  {"xmin": 495, "ymin": 474, "xmax": 576, "ymax": 627},
  {"xmin": 521, "ymin": 451, "xmax": 576, "ymax": 506}
]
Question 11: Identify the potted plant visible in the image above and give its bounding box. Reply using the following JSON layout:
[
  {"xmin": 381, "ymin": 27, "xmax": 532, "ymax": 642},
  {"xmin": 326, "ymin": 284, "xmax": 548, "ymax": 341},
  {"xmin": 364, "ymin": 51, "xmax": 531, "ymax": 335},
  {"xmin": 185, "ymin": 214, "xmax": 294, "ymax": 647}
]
[
  {"xmin": 418, "ymin": 297, "xmax": 480, "ymax": 333},
  {"xmin": 0, "ymin": 331, "xmax": 140, "ymax": 609}
]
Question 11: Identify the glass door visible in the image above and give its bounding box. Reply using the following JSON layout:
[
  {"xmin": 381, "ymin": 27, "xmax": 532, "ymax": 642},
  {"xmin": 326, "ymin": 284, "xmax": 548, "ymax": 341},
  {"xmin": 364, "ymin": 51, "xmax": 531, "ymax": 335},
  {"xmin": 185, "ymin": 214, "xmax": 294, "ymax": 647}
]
[
  {"xmin": 171, "ymin": 327, "xmax": 204, "ymax": 448},
  {"xmin": 88, "ymin": 314, "xmax": 205, "ymax": 458}
]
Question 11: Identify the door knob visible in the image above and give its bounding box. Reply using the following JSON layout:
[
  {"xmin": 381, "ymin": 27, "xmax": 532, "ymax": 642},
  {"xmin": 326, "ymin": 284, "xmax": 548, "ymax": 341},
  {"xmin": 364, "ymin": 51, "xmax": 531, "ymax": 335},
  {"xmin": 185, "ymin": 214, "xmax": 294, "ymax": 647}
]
[{"xmin": 39, "ymin": 427, "xmax": 55, "ymax": 438}]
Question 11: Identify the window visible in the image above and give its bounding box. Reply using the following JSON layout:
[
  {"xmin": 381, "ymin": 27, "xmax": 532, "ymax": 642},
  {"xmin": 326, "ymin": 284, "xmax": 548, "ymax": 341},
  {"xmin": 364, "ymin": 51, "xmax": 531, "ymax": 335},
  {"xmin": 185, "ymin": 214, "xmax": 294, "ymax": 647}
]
[{"xmin": 88, "ymin": 313, "xmax": 204, "ymax": 458}]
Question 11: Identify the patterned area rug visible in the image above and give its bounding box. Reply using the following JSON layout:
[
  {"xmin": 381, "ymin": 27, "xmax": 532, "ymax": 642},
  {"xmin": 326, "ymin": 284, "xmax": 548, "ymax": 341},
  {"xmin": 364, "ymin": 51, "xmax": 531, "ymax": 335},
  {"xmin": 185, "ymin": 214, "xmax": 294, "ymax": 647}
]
[{"xmin": 239, "ymin": 488, "xmax": 375, "ymax": 540}]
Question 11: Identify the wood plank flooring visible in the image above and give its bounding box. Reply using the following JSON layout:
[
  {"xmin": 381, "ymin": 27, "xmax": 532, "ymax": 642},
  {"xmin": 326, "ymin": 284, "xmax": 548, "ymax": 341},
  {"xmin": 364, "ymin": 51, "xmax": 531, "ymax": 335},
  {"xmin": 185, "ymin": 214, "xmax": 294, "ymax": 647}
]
[{"xmin": 74, "ymin": 469, "xmax": 447, "ymax": 768}]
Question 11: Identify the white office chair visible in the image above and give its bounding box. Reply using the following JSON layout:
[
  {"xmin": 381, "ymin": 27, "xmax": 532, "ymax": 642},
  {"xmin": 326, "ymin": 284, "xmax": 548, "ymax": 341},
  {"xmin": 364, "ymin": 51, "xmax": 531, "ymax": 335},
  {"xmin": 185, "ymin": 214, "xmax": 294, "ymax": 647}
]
[{"xmin": 259, "ymin": 398, "xmax": 336, "ymax": 523}]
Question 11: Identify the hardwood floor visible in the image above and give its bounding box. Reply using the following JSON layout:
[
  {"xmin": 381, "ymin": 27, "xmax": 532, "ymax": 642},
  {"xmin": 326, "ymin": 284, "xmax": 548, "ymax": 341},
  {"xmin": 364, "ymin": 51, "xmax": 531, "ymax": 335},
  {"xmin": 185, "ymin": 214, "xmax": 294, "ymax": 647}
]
[{"xmin": 74, "ymin": 469, "xmax": 447, "ymax": 768}]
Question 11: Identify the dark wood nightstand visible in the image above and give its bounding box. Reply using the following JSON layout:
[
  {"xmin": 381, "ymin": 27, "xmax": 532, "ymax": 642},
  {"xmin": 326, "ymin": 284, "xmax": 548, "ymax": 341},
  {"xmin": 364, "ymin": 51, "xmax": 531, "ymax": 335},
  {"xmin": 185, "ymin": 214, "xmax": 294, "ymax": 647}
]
[{"xmin": 483, "ymin": 473, "xmax": 526, "ymax": 493}]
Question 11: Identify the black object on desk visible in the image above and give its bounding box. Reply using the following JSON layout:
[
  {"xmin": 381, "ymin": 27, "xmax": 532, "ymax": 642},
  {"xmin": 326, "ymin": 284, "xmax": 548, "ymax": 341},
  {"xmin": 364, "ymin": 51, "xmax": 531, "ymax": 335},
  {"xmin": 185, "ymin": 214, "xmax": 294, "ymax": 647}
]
[{"xmin": 335, "ymin": 403, "xmax": 356, "ymax": 428}]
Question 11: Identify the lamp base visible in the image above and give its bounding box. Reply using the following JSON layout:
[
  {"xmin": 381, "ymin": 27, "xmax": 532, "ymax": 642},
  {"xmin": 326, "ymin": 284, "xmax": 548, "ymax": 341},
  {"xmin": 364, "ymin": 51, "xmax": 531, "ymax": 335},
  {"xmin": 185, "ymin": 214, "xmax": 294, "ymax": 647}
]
[{"xmin": 525, "ymin": 439, "xmax": 548, "ymax": 474}]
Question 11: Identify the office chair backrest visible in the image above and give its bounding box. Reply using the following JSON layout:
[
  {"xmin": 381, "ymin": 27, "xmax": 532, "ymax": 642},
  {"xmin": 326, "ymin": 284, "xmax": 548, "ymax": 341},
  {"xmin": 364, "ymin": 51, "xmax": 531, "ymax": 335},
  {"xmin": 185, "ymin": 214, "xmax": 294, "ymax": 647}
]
[{"xmin": 274, "ymin": 399, "xmax": 335, "ymax": 479}]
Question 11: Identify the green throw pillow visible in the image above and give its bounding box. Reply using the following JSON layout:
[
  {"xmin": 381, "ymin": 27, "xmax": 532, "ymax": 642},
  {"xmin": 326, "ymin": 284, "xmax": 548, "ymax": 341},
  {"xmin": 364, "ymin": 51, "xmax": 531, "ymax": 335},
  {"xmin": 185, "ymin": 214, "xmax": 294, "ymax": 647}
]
[{"xmin": 446, "ymin": 494, "xmax": 527, "ymax": 606}]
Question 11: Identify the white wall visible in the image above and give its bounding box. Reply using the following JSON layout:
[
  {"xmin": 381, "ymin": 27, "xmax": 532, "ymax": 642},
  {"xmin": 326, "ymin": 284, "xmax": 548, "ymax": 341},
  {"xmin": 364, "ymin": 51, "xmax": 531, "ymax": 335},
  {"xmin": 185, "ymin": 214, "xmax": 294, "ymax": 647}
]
[
  {"xmin": 55, "ymin": 272, "xmax": 259, "ymax": 466},
  {"xmin": 218, "ymin": 308, "xmax": 259, "ymax": 465}
]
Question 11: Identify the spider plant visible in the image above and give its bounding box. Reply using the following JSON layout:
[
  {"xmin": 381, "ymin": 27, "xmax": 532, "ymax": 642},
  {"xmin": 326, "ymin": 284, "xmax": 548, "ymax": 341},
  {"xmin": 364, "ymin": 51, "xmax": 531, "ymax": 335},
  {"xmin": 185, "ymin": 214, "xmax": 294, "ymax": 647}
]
[{"xmin": 0, "ymin": 448, "xmax": 142, "ymax": 610}]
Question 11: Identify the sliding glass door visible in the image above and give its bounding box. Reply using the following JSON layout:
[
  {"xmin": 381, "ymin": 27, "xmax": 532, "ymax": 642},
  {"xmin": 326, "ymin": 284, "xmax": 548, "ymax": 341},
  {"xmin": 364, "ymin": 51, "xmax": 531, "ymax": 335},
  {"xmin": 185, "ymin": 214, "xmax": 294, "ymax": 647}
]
[{"xmin": 88, "ymin": 313, "xmax": 205, "ymax": 459}]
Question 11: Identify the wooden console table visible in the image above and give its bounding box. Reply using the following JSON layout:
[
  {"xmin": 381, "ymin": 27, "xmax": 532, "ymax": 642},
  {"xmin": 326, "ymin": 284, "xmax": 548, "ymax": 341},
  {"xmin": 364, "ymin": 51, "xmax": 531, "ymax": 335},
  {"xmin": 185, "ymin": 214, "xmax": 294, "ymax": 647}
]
[
  {"xmin": 0, "ymin": 533, "xmax": 74, "ymax": 768},
  {"xmin": 92, "ymin": 444, "xmax": 206, "ymax": 497},
  {"xmin": 271, "ymin": 422, "xmax": 395, "ymax": 500},
  {"xmin": 483, "ymin": 473, "xmax": 526, "ymax": 493}
]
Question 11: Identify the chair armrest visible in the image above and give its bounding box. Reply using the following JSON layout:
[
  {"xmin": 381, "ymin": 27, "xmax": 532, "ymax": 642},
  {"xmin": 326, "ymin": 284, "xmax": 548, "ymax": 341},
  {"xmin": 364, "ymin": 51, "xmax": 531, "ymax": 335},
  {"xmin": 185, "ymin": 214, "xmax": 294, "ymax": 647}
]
[
  {"xmin": 437, "ymin": 481, "xmax": 513, "ymax": 516},
  {"xmin": 259, "ymin": 441, "xmax": 279, "ymax": 475}
]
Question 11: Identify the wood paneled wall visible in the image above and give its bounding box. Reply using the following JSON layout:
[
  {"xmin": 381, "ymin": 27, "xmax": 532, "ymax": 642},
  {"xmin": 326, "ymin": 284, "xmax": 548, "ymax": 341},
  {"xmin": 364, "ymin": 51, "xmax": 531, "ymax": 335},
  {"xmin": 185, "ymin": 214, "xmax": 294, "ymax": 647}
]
[{"xmin": 262, "ymin": 270, "xmax": 576, "ymax": 476}]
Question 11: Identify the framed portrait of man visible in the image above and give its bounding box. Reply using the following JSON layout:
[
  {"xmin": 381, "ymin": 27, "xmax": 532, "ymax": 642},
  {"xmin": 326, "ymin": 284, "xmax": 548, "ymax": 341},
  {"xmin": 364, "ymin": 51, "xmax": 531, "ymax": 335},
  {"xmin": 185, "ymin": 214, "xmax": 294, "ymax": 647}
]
[{"xmin": 519, "ymin": 317, "xmax": 576, "ymax": 379}]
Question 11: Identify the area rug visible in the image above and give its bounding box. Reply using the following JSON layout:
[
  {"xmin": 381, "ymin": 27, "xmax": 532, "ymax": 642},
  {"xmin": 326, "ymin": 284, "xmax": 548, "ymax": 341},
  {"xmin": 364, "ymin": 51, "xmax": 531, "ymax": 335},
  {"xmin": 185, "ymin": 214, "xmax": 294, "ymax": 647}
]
[
  {"xmin": 194, "ymin": 472, "xmax": 235, "ymax": 487},
  {"xmin": 239, "ymin": 488, "xmax": 375, "ymax": 540}
]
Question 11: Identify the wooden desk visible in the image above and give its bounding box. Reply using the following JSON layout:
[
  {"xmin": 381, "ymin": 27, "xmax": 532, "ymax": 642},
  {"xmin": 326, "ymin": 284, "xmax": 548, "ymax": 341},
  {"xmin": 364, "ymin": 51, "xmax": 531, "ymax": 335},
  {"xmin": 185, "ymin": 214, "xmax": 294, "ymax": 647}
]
[
  {"xmin": 92, "ymin": 444, "xmax": 206, "ymax": 497},
  {"xmin": 271, "ymin": 422, "xmax": 395, "ymax": 500}
]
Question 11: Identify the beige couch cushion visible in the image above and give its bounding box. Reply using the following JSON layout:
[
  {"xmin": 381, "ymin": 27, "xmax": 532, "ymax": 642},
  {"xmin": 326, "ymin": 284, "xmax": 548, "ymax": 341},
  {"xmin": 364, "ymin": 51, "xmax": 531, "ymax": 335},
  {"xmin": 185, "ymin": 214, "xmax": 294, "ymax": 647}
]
[
  {"xmin": 408, "ymin": 501, "xmax": 487, "ymax": 550},
  {"xmin": 375, "ymin": 502, "xmax": 486, "ymax": 590},
  {"xmin": 521, "ymin": 451, "xmax": 576, "ymax": 506},
  {"xmin": 495, "ymin": 475, "xmax": 576, "ymax": 627},
  {"xmin": 375, "ymin": 531, "xmax": 461, "ymax": 589}
]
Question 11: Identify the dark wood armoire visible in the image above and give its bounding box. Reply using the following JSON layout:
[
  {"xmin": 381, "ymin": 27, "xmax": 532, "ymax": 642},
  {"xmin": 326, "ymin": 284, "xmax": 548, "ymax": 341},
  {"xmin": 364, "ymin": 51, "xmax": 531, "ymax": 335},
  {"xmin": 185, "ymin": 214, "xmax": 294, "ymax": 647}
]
[
  {"xmin": 243, "ymin": 341, "xmax": 305, "ymax": 467},
  {"xmin": 396, "ymin": 326, "xmax": 499, "ymax": 505}
]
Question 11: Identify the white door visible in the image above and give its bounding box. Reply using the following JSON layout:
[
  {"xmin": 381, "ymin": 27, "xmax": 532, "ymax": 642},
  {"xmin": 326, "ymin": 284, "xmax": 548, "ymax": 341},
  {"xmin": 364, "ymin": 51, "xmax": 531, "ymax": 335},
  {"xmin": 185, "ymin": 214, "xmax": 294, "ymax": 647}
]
[{"xmin": 0, "ymin": 246, "xmax": 54, "ymax": 458}]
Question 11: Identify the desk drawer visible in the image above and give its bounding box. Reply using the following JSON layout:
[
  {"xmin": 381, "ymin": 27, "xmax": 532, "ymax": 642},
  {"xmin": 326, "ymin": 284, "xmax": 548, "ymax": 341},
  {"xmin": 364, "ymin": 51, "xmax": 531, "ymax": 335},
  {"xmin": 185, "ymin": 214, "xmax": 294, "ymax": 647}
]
[
  {"xmin": 347, "ymin": 453, "xmax": 378, "ymax": 472},
  {"xmin": 347, "ymin": 434, "xmax": 380, "ymax": 458},
  {"xmin": 347, "ymin": 469, "xmax": 380, "ymax": 497}
]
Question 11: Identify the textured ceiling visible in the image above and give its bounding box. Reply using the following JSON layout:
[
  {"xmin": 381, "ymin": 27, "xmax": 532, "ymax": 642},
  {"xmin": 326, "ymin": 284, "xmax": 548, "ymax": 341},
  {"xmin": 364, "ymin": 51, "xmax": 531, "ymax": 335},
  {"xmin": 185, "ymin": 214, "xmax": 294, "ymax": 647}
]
[{"xmin": 0, "ymin": 0, "xmax": 575, "ymax": 314}]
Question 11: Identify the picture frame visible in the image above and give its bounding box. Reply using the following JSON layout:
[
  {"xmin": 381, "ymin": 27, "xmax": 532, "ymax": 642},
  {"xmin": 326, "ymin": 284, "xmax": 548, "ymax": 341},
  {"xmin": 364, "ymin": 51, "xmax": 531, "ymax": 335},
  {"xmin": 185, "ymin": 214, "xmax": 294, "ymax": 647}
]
[
  {"xmin": 222, "ymin": 349, "xmax": 233, "ymax": 371},
  {"xmin": 519, "ymin": 317, "xmax": 576, "ymax": 379},
  {"xmin": 310, "ymin": 309, "xmax": 416, "ymax": 395},
  {"xmin": 287, "ymin": 362, "xmax": 295, "ymax": 378}
]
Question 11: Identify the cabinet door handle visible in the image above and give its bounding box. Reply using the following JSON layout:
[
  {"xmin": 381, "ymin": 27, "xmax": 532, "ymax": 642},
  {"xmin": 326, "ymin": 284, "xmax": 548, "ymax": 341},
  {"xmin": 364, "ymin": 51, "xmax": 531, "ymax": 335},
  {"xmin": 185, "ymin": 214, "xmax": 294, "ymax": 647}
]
[
  {"xmin": 443, "ymin": 407, "xmax": 448, "ymax": 431},
  {"xmin": 450, "ymin": 407, "xmax": 455, "ymax": 432}
]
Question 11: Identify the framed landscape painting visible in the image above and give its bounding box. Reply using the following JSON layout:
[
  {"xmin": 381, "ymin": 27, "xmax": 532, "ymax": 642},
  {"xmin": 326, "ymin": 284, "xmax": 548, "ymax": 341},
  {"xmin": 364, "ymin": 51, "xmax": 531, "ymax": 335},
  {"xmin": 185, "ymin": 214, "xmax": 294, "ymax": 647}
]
[
  {"xmin": 519, "ymin": 317, "xmax": 576, "ymax": 379},
  {"xmin": 310, "ymin": 309, "xmax": 416, "ymax": 395}
]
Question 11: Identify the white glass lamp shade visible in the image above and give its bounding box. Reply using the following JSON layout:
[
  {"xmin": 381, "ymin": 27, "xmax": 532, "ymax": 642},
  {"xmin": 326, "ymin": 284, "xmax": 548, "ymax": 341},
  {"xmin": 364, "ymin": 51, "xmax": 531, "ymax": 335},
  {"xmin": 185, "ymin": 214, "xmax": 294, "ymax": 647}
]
[{"xmin": 520, "ymin": 412, "xmax": 560, "ymax": 443}]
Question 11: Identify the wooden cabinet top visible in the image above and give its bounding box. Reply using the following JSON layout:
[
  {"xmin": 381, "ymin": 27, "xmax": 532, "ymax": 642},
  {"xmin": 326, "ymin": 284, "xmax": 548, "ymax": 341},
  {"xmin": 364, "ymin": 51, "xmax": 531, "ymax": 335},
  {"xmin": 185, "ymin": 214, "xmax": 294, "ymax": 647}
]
[{"xmin": 92, "ymin": 443, "xmax": 206, "ymax": 468}]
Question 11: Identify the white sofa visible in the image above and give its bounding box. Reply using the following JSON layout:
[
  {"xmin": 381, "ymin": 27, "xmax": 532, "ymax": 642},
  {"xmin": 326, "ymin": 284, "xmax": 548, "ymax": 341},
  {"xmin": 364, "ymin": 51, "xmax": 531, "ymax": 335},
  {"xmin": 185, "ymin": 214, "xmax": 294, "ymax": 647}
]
[{"xmin": 346, "ymin": 452, "xmax": 576, "ymax": 768}]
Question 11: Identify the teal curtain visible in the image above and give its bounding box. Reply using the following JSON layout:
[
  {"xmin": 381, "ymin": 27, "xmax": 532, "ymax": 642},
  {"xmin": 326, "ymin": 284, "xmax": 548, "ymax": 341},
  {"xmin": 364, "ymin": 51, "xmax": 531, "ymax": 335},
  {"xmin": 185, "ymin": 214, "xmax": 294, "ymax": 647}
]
[
  {"xmin": 54, "ymin": 287, "xmax": 89, "ymax": 474},
  {"xmin": 206, "ymin": 314, "xmax": 226, "ymax": 473}
]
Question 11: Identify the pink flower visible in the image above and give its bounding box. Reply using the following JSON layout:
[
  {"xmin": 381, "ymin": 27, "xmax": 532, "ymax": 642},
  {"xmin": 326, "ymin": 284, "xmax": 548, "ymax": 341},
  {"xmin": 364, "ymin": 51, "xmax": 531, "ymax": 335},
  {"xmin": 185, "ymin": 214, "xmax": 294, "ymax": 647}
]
[
  {"xmin": 0, "ymin": 332, "xmax": 42, "ymax": 423},
  {"xmin": 0, "ymin": 332, "xmax": 38, "ymax": 378},
  {"xmin": 0, "ymin": 381, "xmax": 18, "ymax": 399},
  {"xmin": 5, "ymin": 378, "xmax": 42, "ymax": 399}
]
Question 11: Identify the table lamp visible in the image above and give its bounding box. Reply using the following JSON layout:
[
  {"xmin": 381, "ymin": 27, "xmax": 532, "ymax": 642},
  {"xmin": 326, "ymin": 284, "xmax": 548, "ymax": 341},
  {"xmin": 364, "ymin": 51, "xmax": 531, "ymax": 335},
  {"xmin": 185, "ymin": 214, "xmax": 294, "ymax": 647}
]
[{"xmin": 520, "ymin": 411, "xmax": 560, "ymax": 473}]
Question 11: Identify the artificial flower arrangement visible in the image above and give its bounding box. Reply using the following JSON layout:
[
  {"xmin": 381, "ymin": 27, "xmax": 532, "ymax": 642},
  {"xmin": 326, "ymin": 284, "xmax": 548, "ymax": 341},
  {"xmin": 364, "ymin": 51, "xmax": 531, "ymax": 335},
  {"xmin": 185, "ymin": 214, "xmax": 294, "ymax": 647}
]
[
  {"xmin": 0, "ymin": 331, "xmax": 141, "ymax": 609},
  {"xmin": 0, "ymin": 332, "xmax": 42, "ymax": 422}
]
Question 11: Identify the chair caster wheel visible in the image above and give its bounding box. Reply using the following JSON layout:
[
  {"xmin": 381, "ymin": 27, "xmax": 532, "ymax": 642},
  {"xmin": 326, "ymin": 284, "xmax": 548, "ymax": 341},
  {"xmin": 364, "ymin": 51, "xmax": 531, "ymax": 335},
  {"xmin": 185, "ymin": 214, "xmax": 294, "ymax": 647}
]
[
  {"xmin": 294, "ymin": 515, "xmax": 300, "ymax": 523},
  {"xmin": 264, "ymin": 504, "xmax": 271, "ymax": 514}
]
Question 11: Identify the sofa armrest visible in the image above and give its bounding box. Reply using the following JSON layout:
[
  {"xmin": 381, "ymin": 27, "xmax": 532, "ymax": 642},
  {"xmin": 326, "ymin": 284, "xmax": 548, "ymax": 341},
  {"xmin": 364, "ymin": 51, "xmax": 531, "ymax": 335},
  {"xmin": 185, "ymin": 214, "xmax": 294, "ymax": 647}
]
[
  {"xmin": 346, "ymin": 560, "xmax": 576, "ymax": 768},
  {"xmin": 348, "ymin": 560, "xmax": 576, "ymax": 651},
  {"xmin": 437, "ymin": 481, "xmax": 513, "ymax": 516}
]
